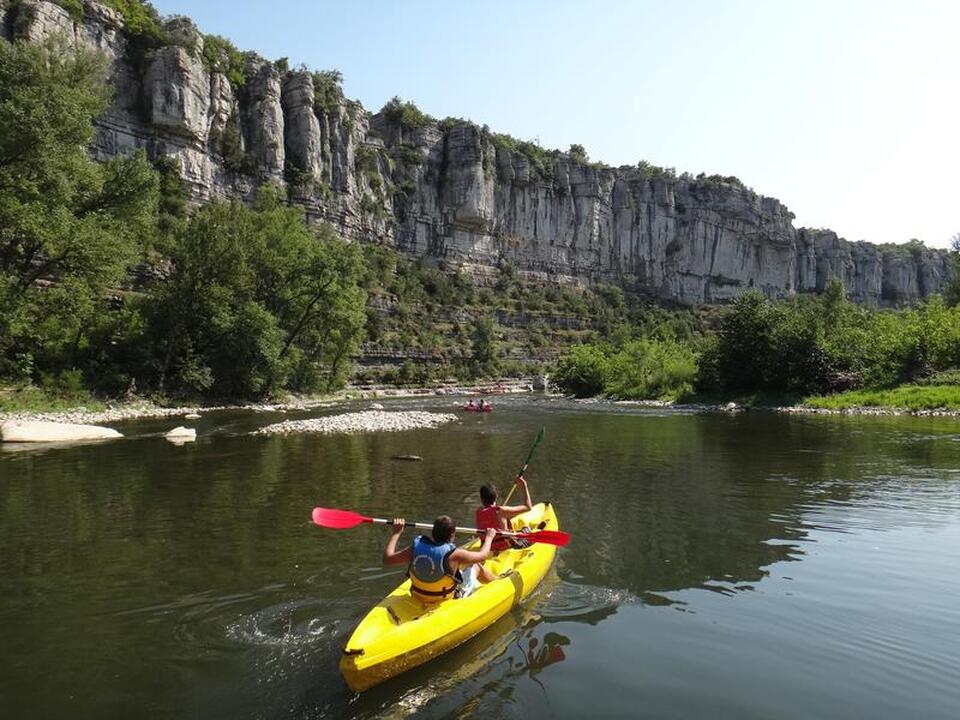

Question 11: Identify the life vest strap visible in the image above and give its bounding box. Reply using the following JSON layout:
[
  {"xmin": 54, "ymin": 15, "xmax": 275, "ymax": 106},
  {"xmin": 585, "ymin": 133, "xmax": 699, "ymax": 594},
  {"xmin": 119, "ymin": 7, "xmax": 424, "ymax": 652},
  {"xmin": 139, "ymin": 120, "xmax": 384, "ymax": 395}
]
[{"xmin": 410, "ymin": 584, "xmax": 456, "ymax": 597}]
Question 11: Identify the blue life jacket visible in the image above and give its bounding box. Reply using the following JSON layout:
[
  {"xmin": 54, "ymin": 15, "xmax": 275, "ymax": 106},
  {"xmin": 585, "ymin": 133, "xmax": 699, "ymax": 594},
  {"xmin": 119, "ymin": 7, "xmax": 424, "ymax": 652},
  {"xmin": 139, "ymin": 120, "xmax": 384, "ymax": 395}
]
[{"xmin": 409, "ymin": 535, "xmax": 458, "ymax": 601}]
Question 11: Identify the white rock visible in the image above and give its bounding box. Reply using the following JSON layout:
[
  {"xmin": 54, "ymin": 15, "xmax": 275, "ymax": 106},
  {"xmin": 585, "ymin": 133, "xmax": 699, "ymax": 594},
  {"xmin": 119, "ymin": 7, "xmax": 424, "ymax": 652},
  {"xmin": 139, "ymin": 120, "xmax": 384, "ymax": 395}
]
[
  {"xmin": 184, "ymin": 412, "xmax": 201, "ymax": 420},
  {"xmin": 165, "ymin": 426, "xmax": 197, "ymax": 440},
  {"xmin": 1, "ymin": 420, "xmax": 122, "ymax": 443}
]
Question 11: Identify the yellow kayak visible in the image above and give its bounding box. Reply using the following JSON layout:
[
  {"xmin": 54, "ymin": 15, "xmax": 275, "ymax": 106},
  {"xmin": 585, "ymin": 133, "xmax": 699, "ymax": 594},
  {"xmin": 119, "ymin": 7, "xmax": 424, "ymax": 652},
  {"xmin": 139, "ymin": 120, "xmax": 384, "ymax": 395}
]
[{"xmin": 340, "ymin": 501, "xmax": 560, "ymax": 692}]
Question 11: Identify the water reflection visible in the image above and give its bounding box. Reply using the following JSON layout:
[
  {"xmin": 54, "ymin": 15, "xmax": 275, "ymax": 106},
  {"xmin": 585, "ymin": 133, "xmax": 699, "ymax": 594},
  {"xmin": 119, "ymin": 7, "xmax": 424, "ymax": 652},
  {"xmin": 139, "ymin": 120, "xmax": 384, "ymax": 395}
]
[
  {"xmin": 3, "ymin": 400, "xmax": 960, "ymax": 719},
  {"xmin": 523, "ymin": 631, "xmax": 570, "ymax": 676}
]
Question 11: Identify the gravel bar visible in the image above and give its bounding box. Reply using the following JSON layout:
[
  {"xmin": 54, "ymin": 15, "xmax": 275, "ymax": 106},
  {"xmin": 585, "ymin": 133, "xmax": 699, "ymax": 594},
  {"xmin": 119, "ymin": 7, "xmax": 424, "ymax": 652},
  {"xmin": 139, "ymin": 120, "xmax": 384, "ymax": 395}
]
[{"xmin": 255, "ymin": 410, "xmax": 458, "ymax": 435}]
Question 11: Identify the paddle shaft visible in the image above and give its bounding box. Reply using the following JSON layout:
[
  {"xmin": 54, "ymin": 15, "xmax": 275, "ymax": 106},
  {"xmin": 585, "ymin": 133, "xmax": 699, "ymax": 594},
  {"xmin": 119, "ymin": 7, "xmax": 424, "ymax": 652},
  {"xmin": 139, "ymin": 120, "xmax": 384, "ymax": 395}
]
[
  {"xmin": 368, "ymin": 516, "xmax": 529, "ymax": 538},
  {"xmin": 503, "ymin": 427, "xmax": 545, "ymax": 506}
]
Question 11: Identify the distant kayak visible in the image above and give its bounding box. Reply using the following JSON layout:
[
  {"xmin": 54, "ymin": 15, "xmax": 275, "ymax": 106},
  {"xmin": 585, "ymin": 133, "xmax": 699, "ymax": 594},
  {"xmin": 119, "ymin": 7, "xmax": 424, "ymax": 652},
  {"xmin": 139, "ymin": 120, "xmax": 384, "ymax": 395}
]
[{"xmin": 463, "ymin": 405, "xmax": 492, "ymax": 412}]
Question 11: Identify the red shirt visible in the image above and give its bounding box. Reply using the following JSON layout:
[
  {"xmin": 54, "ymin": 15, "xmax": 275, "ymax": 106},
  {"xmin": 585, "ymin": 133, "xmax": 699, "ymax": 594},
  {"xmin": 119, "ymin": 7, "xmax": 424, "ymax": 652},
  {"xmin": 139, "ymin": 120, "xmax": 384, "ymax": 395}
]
[{"xmin": 476, "ymin": 505, "xmax": 512, "ymax": 551}]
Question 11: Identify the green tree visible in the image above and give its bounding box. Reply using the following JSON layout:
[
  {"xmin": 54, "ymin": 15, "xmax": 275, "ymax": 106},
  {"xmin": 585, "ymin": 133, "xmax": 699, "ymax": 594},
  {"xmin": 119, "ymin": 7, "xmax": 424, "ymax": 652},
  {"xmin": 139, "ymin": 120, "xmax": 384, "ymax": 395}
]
[
  {"xmin": 0, "ymin": 36, "xmax": 159, "ymax": 382},
  {"xmin": 554, "ymin": 344, "xmax": 609, "ymax": 397},
  {"xmin": 568, "ymin": 143, "xmax": 588, "ymax": 163},
  {"xmin": 470, "ymin": 317, "xmax": 500, "ymax": 378},
  {"xmin": 148, "ymin": 189, "xmax": 366, "ymax": 398},
  {"xmin": 697, "ymin": 291, "xmax": 774, "ymax": 393}
]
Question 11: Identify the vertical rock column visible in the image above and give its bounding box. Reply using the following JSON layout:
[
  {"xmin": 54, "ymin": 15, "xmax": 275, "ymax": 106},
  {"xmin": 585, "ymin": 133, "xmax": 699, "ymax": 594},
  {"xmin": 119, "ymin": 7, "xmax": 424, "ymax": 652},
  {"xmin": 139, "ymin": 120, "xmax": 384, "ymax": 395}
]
[
  {"xmin": 281, "ymin": 72, "xmax": 322, "ymax": 180},
  {"xmin": 207, "ymin": 72, "xmax": 235, "ymax": 150},
  {"xmin": 243, "ymin": 63, "xmax": 285, "ymax": 180},
  {"xmin": 144, "ymin": 46, "xmax": 211, "ymax": 142}
]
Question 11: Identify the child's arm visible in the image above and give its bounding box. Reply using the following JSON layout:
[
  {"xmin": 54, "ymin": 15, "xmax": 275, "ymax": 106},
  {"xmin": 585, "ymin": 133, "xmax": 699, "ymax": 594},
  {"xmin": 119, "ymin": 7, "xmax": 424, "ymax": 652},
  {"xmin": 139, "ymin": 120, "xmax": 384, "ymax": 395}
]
[
  {"xmin": 498, "ymin": 476, "xmax": 533, "ymax": 518},
  {"xmin": 450, "ymin": 528, "xmax": 497, "ymax": 565},
  {"xmin": 383, "ymin": 518, "xmax": 412, "ymax": 565}
]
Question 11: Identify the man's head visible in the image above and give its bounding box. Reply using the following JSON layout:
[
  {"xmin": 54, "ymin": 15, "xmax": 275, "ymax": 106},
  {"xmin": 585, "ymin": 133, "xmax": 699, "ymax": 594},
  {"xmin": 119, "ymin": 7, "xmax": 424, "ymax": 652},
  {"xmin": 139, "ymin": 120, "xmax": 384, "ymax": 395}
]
[
  {"xmin": 432, "ymin": 515, "xmax": 456, "ymax": 543},
  {"xmin": 479, "ymin": 483, "xmax": 498, "ymax": 507}
]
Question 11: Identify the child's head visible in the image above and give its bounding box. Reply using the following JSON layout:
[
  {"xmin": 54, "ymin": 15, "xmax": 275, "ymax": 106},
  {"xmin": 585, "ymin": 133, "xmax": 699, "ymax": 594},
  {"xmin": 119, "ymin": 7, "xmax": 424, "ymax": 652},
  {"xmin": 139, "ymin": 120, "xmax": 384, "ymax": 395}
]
[
  {"xmin": 432, "ymin": 515, "xmax": 456, "ymax": 543},
  {"xmin": 479, "ymin": 484, "xmax": 498, "ymax": 507}
]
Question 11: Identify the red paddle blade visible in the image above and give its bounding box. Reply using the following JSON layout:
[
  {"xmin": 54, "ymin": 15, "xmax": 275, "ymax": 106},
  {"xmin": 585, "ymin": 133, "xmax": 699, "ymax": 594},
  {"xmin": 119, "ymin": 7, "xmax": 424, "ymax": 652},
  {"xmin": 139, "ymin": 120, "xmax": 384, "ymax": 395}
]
[
  {"xmin": 516, "ymin": 529, "xmax": 571, "ymax": 547},
  {"xmin": 311, "ymin": 507, "xmax": 372, "ymax": 529}
]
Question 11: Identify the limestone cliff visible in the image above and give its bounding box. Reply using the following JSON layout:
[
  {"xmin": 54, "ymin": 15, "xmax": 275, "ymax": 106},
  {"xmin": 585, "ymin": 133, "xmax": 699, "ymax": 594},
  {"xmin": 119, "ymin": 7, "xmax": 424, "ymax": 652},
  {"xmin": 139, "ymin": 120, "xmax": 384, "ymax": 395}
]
[{"xmin": 8, "ymin": 1, "xmax": 948, "ymax": 305}]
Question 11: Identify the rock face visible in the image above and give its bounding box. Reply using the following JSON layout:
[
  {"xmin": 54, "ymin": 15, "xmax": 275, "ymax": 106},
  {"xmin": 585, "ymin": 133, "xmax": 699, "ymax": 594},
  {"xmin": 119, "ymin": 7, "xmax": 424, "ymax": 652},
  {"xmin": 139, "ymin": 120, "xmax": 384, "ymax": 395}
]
[{"xmin": 7, "ymin": 1, "xmax": 948, "ymax": 305}]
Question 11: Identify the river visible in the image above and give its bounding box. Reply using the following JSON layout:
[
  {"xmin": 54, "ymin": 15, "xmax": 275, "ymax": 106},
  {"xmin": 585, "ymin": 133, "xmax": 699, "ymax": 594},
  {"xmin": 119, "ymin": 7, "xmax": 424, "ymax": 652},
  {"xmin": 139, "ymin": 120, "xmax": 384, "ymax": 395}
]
[{"xmin": 2, "ymin": 396, "xmax": 959, "ymax": 719}]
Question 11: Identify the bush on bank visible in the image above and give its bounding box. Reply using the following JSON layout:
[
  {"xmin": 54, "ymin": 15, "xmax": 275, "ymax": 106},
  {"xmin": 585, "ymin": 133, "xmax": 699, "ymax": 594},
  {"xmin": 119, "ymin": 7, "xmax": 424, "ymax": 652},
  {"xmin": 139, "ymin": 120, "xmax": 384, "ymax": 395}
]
[{"xmin": 554, "ymin": 284, "xmax": 960, "ymax": 404}]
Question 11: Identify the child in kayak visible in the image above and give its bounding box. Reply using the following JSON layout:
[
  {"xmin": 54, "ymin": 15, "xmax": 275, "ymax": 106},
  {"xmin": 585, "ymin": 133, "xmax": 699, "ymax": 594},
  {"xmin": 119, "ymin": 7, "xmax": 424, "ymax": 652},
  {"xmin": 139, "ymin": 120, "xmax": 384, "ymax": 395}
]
[
  {"xmin": 383, "ymin": 515, "xmax": 498, "ymax": 601},
  {"xmin": 476, "ymin": 475, "xmax": 533, "ymax": 552}
]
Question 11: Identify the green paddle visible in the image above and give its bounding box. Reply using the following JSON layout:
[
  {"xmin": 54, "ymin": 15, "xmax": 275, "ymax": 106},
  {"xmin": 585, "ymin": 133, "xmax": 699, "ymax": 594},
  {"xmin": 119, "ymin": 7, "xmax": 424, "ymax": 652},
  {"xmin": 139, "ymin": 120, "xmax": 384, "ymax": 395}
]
[{"xmin": 502, "ymin": 426, "xmax": 545, "ymax": 506}]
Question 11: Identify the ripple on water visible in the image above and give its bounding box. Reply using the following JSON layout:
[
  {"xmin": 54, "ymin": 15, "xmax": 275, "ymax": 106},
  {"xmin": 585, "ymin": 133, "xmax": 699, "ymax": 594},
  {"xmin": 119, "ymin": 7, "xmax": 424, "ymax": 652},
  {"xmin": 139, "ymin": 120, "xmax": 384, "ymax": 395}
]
[{"xmin": 224, "ymin": 597, "xmax": 338, "ymax": 649}]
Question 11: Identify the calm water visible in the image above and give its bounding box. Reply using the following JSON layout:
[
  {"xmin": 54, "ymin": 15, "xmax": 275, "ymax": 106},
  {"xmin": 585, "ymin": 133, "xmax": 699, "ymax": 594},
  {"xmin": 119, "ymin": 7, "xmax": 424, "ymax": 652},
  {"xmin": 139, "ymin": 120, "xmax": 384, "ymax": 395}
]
[{"xmin": 2, "ymin": 397, "xmax": 960, "ymax": 719}]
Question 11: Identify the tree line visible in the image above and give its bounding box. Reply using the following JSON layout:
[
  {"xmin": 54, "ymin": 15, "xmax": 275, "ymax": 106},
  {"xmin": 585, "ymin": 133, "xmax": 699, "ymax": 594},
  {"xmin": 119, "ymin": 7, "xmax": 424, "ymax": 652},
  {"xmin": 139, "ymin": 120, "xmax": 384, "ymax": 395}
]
[
  {"xmin": 0, "ymin": 37, "xmax": 366, "ymax": 402},
  {"xmin": 554, "ymin": 281, "xmax": 960, "ymax": 403}
]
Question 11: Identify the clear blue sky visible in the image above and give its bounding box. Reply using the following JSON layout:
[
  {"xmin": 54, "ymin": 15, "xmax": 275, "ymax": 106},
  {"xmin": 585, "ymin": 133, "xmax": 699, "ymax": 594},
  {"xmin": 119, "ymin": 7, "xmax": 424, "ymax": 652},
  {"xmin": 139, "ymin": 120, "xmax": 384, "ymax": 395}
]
[{"xmin": 153, "ymin": 0, "xmax": 959, "ymax": 247}]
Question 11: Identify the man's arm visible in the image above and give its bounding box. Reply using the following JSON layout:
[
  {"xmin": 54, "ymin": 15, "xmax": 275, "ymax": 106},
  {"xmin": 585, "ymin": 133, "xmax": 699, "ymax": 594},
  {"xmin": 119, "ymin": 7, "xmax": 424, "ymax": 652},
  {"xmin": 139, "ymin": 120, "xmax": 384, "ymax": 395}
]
[
  {"xmin": 450, "ymin": 528, "xmax": 497, "ymax": 566},
  {"xmin": 499, "ymin": 476, "xmax": 533, "ymax": 518},
  {"xmin": 383, "ymin": 518, "xmax": 413, "ymax": 565}
]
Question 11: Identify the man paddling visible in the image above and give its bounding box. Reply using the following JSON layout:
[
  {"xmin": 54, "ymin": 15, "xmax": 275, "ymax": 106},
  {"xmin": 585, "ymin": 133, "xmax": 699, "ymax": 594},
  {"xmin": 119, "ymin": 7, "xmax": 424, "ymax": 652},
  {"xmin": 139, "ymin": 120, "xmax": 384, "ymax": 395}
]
[{"xmin": 383, "ymin": 516, "xmax": 498, "ymax": 601}]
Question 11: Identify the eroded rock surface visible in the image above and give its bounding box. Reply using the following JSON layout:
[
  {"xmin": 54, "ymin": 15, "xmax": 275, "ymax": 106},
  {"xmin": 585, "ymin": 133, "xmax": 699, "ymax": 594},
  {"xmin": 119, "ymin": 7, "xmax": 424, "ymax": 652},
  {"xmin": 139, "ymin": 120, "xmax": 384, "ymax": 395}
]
[{"xmin": 6, "ymin": 1, "xmax": 947, "ymax": 305}]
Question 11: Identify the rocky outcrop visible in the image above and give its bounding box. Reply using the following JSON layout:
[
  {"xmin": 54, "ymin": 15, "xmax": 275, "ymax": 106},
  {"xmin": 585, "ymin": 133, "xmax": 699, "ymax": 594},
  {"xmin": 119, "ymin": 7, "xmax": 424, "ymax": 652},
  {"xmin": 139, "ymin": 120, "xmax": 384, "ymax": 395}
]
[
  {"xmin": 145, "ymin": 45, "xmax": 210, "ymax": 141},
  {"xmin": 281, "ymin": 72, "xmax": 322, "ymax": 179},
  {"xmin": 5, "ymin": 1, "xmax": 949, "ymax": 306}
]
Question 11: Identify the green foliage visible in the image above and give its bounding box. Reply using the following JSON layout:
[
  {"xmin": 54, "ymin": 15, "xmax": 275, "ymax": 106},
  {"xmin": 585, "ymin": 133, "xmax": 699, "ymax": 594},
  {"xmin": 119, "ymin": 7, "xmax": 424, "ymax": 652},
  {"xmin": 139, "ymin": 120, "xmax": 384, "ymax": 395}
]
[
  {"xmin": 803, "ymin": 384, "xmax": 960, "ymax": 411},
  {"xmin": 152, "ymin": 155, "xmax": 187, "ymax": 246},
  {"xmin": 312, "ymin": 70, "xmax": 343, "ymax": 113},
  {"xmin": 568, "ymin": 143, "xmax": 588, "ymax": 163},
  {"xmin": 380, "ymin": 96, "xmax": 433, "ymax": 130},
  {"xmin": 220, "ymin": 119, "xmax": 254, "ymax": 174},
  {"xmin": 147, "ymin": 195, "xmax": 367, "ymax": 399},
  {"xmin": 392, "ymin": 143, "xmax": 424, "ymax": 166},
  {"xmin": 697, "ymin": 284, "xmax": 960, "ymax": 398},
  {"xmin": 202, "ymin": 34, "xmax": 246, "ymax": 87},
  {"xmin": 470, "ymin": 317, "xmax": 500, "ymax": 378},
  {"xmin": 355, "ymin": 144, "xmax": 379, "ymax": 173},
  {"xmin": 636, "ymin": 160, "xmax": 677, "ymax": 181},
  {"xmin": 0, "ymin": 381, "xmax": 105, "ymax": 412},
  {"xmin": 438, "ymin": 116, "xmax": 466, "ymax": 132},
  {"xmin": 97, "ymin": 0, "xmax": 166, "ymax": 43},
  {"xmin": 0, "ymin": 37, "xmax": 159, "ymax": 384},
  {"xmin": 491, "ymin": 133, "xmax": 555, "ymax": 179},
  {"xmin": 554, "ymin": 344, "xmax": 609, "ymax": 397},
  {"xmin": 53, "ymin": 0, "xmax": 85, "ymax": 20},
  {"xmin": 554, "ymin": 339, "xmax": 697, "ymax": 399}
]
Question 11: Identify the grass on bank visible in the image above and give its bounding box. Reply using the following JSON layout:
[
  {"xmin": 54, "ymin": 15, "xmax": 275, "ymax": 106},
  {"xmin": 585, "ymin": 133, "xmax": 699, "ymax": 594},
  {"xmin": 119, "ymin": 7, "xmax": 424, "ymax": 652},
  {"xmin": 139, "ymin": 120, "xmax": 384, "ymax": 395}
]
[
  {"xmin": 0, "ymin": 384, "xmax": 107, "ymax": 414},
  {"xmin": 802, "ymin": 384, "xmax": 960, "ymax": 411}
]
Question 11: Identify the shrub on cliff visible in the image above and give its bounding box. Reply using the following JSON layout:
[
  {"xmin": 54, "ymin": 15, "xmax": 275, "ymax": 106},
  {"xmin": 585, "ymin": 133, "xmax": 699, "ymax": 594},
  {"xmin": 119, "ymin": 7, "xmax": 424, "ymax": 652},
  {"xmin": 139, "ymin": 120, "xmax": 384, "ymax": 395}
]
[{"xmin": 381, "ymin": 97, "xmax": 433, "ymax": 130}]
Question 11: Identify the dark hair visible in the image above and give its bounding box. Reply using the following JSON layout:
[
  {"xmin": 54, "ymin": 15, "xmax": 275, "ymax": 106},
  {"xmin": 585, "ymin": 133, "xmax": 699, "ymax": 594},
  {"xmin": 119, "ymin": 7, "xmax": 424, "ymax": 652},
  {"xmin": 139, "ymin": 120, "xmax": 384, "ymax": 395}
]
[
  {"xmin": 432, "ymin": 515, "xmax": 456, "ymax": 543},
  {"xmin": 479, "ymin": 484, "xmax": 498, "ymax": 507}
]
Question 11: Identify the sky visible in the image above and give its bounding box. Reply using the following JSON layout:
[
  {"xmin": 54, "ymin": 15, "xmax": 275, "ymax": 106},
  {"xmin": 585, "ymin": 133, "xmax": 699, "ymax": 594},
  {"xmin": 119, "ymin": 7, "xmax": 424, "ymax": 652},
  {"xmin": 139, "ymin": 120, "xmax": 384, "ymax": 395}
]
[{"xmin": 152, "ymin": 0, "xmax": 959, "ymax": 247}]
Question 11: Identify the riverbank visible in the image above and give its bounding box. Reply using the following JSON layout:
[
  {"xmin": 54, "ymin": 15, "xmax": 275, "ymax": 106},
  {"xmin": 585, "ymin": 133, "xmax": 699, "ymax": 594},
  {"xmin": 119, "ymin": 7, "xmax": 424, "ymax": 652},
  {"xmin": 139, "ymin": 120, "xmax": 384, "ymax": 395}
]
[
  {"xmin": 0, "ymin": 379, "xmax": 533, "ymax": 426},
  {"xmin": 606, "ymin": 383, "xmax": 960, "ymax": 417}
]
